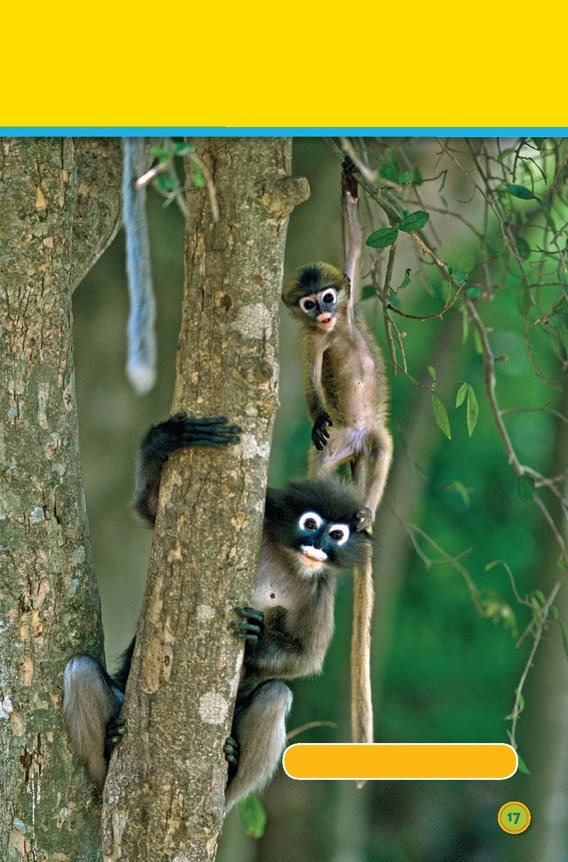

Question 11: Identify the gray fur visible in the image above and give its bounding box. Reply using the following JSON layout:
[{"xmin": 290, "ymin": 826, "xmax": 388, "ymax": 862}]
[
  {"xmin": 122, "ymin": 137, "xmax": 157, "ymax": 395},
  {"xmin": 63, "ymin": 414, "xmax": 370, "ymax": 810},
  {"xmin": 225, "ymin": 682, "xmax": 292, "ymax": 812},
  {"xmin": 63, "ymin": 656, "xmax": 123, "ymax": 785}
]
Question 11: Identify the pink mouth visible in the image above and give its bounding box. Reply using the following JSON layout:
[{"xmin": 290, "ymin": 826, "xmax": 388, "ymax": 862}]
[{"xmin": 318, "ymin": 315, "xmax": 334, "ymax": 329}]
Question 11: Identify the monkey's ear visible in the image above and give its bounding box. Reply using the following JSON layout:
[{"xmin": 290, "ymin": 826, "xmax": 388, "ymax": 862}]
[
  {"xmin": 281, "ymin": 276, "xmax": 295, "ymax": 307},
  {"xmin": 264, "ymin": 488, "xmax": 287, "ymax": 522}
]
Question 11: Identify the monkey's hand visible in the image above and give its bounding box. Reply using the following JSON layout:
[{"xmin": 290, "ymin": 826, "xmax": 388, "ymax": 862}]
[
  {"xmin": 312, "ymin": 412, "xmax": 333, "ymax": 450},
  {"xmin": 354, "ymin": 506, "xmax": 373, "ymax": 533},
  {"xmin": 230, "ymin": 607, "xmax": 264, "ymax": 643},
  {"xmin": 164, "ymin": 411, "xmax": 242, "ymax": 449}
]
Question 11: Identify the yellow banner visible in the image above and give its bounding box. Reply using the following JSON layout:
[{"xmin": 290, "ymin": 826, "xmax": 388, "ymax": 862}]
[
  {"xmin": 2, "ymin": 0, "xmax": 566, "ymax": 128},
  {"xmin": 283, "ymin": 743, "xmax": 518, "ymax": 780}
]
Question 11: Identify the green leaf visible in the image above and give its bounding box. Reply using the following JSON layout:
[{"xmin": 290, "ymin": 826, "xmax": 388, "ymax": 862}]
[
  {"xmin": 517, "ymin": 754, "xmax": 531, "ymax": 775},
  {"xmin": 451, "ymin": 270, "xmax": 468, "ymax": 286},
  {"xmin": 414, "ymin": 167, "xmax": 424, "ymax": 185},
  {"xmin": 366, "ymin": 227, "xmax": 399, "ymax": 249},
  {"xmin": 428, "ymin": 366, "xmax": 437, "ymax": 382},
  {"xmin": 388, "ymin": 292, "xmax": 401, "ymax": 309},
  {"xmin": 531, "ymin": 137, "xmax": 545, "ymax": 149},
  {"xmin": 379, "ymin": 157, "xmax": 400, "ymax": 184},
  {"xmin": 399, "ymin": 170, "xmax": 414, "ymax": 186},
  {"xmin": 399, "ymin": 211, "xmax": 429, "ymax": 232},
  {"xmin": 149, "ymin": 145, "xmax": 170, "ymax": 160},
  {"xmin": 398, "ymin": 268, "xmax": 412, "ymax": 290},
  {"xmin": 465, "ymin": 287, "xmax": 481, "ymax": 300},
  {"xmin": 447, "ymin": 480, "xmax": 471, "ymax": 506},
  {"xmin": 431, "ymin": 393, "xmax": 451, "ymax": 440},
  {"xmin": 360, "ymin": 285, "xmax": 376, "ymax": 301},
  {"xmin": 455, "ymin": 382, "xmax": 468, "ymax": 408},
  {"xmin": 515, "ymin": 236, "xmax": 531, "ymax": 259},
  {"xmin": 191, "ymin": 170, "xmax": 206, "ymax": 188},
  {"xmin": 473, "ymin": 329, "xmax": 483, "ymax": 355},
  {"xmin": 506, "ymin": 183, "xmax": 535, "ymax": 200},
  {"xmin": 155, "ymin": 174, "xmax": 176, "ymax": 194},
  {"xmin": 238, "ymin": 794, "xmax": 267, "ymax": 838},
  {"xmin": 461, "ymin": 306, "xmax": 469, "ymax": 345},
  {"xmin": 466, "ymin": 386, "xmax": 479, "ymax": 436}
]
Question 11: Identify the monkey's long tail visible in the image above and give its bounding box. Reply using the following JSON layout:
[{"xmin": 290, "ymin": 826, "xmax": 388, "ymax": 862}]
[
  {"xmin": 122, "ymin": 137, "xmax": 157, "ymax": 395},
  {"xmin": 351, "ymin": 554, "xmax": 374, "ymax": 784}
]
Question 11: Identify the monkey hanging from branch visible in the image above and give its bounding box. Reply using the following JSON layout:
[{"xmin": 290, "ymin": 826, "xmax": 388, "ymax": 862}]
[{"xmin": 282, "ymin": 158, "xmax": 393, "ymax": 748}]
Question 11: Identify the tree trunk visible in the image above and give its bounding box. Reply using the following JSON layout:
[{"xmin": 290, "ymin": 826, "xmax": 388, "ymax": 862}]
[
  {"xmin": 101, "ymin": 138, "xmax": 309, "ymax": 862},
  {"xmin": 0, "ymin": 139, "xmax": 122, "ymax": 861}
]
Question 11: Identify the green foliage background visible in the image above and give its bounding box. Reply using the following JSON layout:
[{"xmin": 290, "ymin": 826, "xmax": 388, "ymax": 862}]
[{"xmin": 73, "ymin": 139, "xmax": 567, "ymax": 862}]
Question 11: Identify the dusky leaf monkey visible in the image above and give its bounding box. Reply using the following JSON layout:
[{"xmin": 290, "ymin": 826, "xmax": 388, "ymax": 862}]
[
  {"xmin": 281, "ymin": 159, "xmax": 393, "ymax": 747},
  {"xmin": 63, "ymin": 413, "xmax": 371, "ymax": 811}
]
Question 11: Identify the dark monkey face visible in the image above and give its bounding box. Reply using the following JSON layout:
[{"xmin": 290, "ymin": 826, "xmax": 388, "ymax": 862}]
[
  {"xmin": 294, "ymin": 509, "xmax": 351, "ymax": 573},
  {"xmin": 299, "ymin": 286, "xmax": 339, "ymax": 331},
  {"xmin": 282, "ymin": 263, "xmax": 347, "ymax": 332},
  {"xmin": 264, "ymin": 478, "xmax": 371, "ymax": 578}
]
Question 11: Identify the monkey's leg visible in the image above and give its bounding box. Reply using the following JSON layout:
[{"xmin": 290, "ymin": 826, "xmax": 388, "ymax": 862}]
[
  {"xmin": 225, "ymin": 681, "xmax": 292, "ymax": 812},
  {"xmin": 63, "ymin": 656, "xmax": 125, "ymax": 784},
  {"xmin": 308, "ymin": 427, "xmax": 355, "ymax": 479},
  {"xmin": 363, "ymin": 426, "xmax": 394, "ymax": 517},
  {"xmin": 134, "ymin": 412, "xmax": 241, "ymax": 523}
]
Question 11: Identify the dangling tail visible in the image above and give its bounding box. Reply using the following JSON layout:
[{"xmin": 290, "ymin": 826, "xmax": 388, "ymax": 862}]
[
  {"xmin": 351, "ymin": 555, "xmax": 374, "ymax": 786},
  {"xmin": 122, "ymin": 137, "xmax": 157, "ymax": 395}
]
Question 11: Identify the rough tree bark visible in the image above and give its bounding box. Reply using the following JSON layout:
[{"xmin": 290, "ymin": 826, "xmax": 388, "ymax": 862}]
[
  {"xmin": 101, "ymin": 139, "xmax": 309, "ymax": 862},
  {"xmin": 0, "ymin": 139, "xmax": 122, "ymax": 861}
]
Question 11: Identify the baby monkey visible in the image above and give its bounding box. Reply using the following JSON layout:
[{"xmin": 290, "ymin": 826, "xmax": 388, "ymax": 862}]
[
  {"xmin": 282, "ymin": 262, "xmax": 393, "ymax": 520},
  {"xmin": 283, "ymin": 258, "xmax": 393, "ymax": 748}
]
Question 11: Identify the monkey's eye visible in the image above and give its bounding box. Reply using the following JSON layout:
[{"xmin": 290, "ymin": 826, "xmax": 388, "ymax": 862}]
[
  {"xmin": 299, "ymin": 511, "xmax": 323, "ymax": 532},
  {"xmin": 321, "ymin": 289, "xmax": 337, "ymax": 305},
  {"xmin": 299, "ymin": 297, "xmax": 317, "ymax": 313},
  {"xmin": 328, "ymin": 524, "xmax": 350, "ymax": 545}
]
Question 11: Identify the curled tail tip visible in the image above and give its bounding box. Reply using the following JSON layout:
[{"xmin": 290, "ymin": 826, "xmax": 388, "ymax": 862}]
[{"xmin": 126, "ymin": 360, "xmax": 157, "ymax": 395}]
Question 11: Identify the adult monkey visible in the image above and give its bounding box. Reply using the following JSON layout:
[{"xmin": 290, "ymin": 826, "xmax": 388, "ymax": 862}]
[
  {"xmin": 282, "ymin": 159, "xmax": 393, "ymax": 748},
  {"xmin": 63, "ymin": 414, "xmax": 372, "ymax": 809}
]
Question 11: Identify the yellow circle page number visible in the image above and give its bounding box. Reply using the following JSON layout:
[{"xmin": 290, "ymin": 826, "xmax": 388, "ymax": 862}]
[{"xmin": 498, "ymin": 801, "xmax": 531, "ymax": 834}]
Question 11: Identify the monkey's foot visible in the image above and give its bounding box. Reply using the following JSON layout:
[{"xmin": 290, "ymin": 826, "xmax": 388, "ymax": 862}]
[
  {"xmin": 105, "ymin": 711, "xmax": 127, "ymax": 754},
  {"xmin": 312, "ymin": 412, "xmax": 333, "ymax": 451},
  {"xmin": 224, "ymin": 735, "xmax": 240, "ymax": 779},
  {"xmin": 354, "ymin": 506, "xmax": 373, "ymax": 532},
  {"xmin": 230, "ymin": 607, "xmax": 264, "ymax": 642}
]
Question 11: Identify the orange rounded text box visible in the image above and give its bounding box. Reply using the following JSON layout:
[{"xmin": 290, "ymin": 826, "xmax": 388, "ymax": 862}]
[{"xmin": 283, "ymin": 743, "xmax": 517, "ymax": 781}]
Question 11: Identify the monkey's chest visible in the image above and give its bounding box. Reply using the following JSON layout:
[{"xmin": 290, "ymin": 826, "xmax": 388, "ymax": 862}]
[
  {"xmin": 322, "ymin": 347, "xmax": 377, "ymax": 419},
  {"xmin": 253, "ymin": 579, "xmax": 293, "ymax": 612}
]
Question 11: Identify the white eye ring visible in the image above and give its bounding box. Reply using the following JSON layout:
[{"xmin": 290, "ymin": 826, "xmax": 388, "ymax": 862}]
[
  {"xmin": 299, "ymin": 511, "xmax": 323, "ymax": 532},
  {"xmin": 328, "ymin": 523, "xmax": 350, "ymax": 546},
  {"xmin": 319, "ymin": 287, "xmax": 337, "ymax": 305},
  {"xmin": 299, "ymin": 296, "xmax": 318, "ymax": 314}
]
